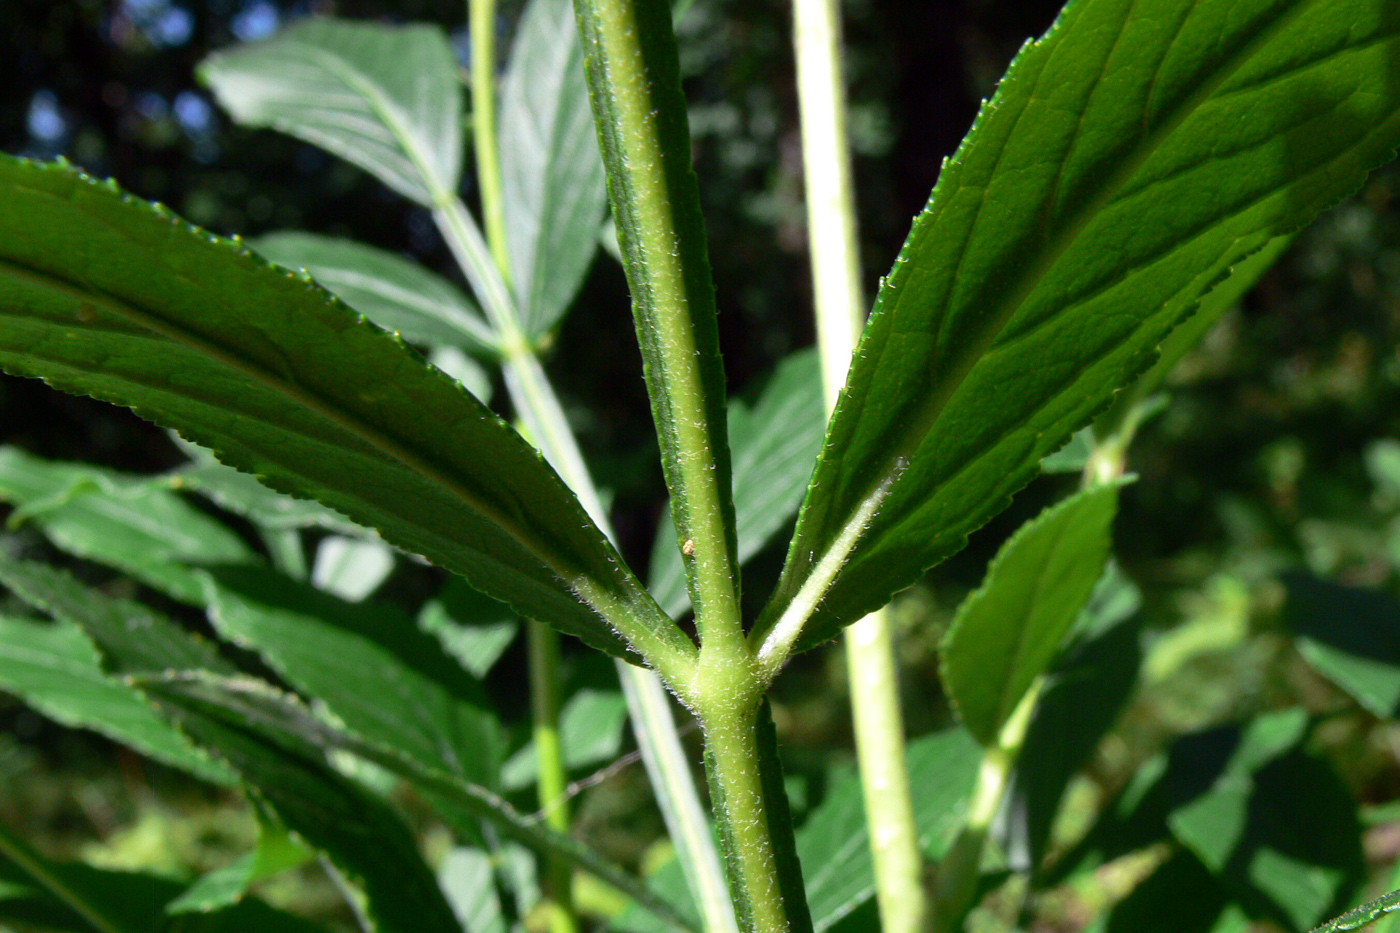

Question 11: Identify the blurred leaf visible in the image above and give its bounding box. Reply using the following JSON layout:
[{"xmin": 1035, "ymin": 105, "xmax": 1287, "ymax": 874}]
[
  {"xmin": 0, "ymin": 556, "xmax": 231, "ymax": 675},
  {"xmin": 147, "ymin": 676, "xmax": 465, "ymax": 933},
  {"xmin": 500, "ymin": 688, "xmax": 628, "ymax": 791},
  {"xmin": 499, "ymin": 0, "xmax": 609, "ymax": 336},
  {"xmin": 759, "ymin": 0, "xmax": 1400, "ymax": 651},
  {"xmin": 0, "ymin": 157, "xmax": 680, "ymax": 662},
  {"xmin": 1366, "ymin": 440, "xmax": 1400, "ymax": 504},
  {"xmin": 996, "ymin": 567, "xmax": 1143, "ymax": 871},
  {"xmin": 940, "ymin": 482, "xmax": 1124, "ymax": 746},
  {"xmin": 0, "ymin": 612, "xmax": 235, "ymax": 785},
  {"xmin": 252, "ymin": 232, "xmax": 495, "ymax": 354},
  {"xmin": 798, "ymin": 727, "xmax": 981, "ymax": 932},
  {"xmin": 141, "ymin": 673, "xmax": 697, "ymax": 933},
  {"xmin": 438, "ymin": 847, "xmax": 506, "ymax": 933},
  {"xmin": 0, "ymin": 822, "xmax": 329, "ymax": 933},
  {"xmin": 170, "ymin": 446, "xmax": 367, "ymax": 536},
  {"xmin": 200, "ymin": 19, "xmax": 462, "ymax": 206},
  {"xmin": 311, "ymin": 535, "xmax": 395, "ymax": 603},
  {"xmin": 0, "ymin": 447, "xmax": 253, "ymax": 603},
  {"xmin": 166, "ymin": 822, "xmax": 312, "ymax": 914},
  {"xmin": 418, "ymin": 579, "xmax": 519, "ymax": 680},
  {"xmin": 1284, "ymin": 572, "xmax": 1400, "ymax": 718},
  {"xmin": 1102, "ymin": 850, "xmax": 1249, "ymax": 933},
  {"xmin": 650, "ymin": 350, "xmax": 826, "ymax": 618},
  {"xmin": 203, "ymin": 566, "xmax": 502, "ymax": 789},
  {"xmin": 1039, "ymin": 426, "xmax": 1095, "ymax": 474}
]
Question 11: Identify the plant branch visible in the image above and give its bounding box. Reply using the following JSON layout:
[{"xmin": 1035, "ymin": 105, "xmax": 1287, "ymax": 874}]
[
  {"xmin": 469, "ymin": 0, "xmax": 511, "ymax": 280},
  {"xmin": 791, "ymin": 0, "xmax": 926, "ymax": 928},
  {"xmin": 571, "ymin": 0, "xmax": 742, "ymax": 655},
  {"xmin": 530, "ymin": 617, "xmax": 580, "ymax": 933}
]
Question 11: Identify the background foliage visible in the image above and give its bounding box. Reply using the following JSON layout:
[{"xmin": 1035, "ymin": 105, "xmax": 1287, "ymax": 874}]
[{"xmin": 6, "ymin": 0, "xmax": 1400, "ymax": 930}]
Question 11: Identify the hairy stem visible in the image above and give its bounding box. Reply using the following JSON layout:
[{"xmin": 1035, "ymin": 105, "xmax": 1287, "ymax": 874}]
[{"xmin": 791, "ymin": 0, "xmax": 926, "ymax": 928}]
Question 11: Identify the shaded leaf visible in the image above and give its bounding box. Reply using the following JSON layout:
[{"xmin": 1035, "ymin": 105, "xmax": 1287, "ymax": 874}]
[
  {"xmin": 760, "ymin": 0, "xmax": 1400, "ymax": 650},
  {"xmin": 419, "ymin": 579, "xmax": 519, "ymax": 680},
  {"xmin": 200, "ymin": 18, "xmax": 462, "ymax": 206},
  {"xmin": 166, "ymin": 822, "xmax": 313, "ymax": 914},
  {"xmin": 439, "ymin": 847, "xmax": 507, "ymax": 933},
  {"xmin": 797, "ymin": 727, "xmax": 982, "ymax": 932},
  {"xmin": 0, "ymin": 156, "xmax": 686, "ymax": 662},
  {"xmin": 0, "ymin": 447, "xmax": 253, "ymax": 603},
  {"xmin": 203, "ymin": 566, "xmax": 502, "ymax": 789},
  {"xmin": 500, "ymin": 688, "xmax": 627, "ymax": 791},
  {"xmin": 940, "ymin": 482, "xmax": 1123, "ymax": 746},
  {"xmin": 0, "ymin": 612, "xmax": 235, "ymax": 785},
  {"xmin": 500, "ymin": 0, "xmax": 610, "ymax": 335},
  {"xmin": 252, "ymin": 232, "xmax": 495, "ymax": 353},
  {"xmin": 1283, "ymin": 572, "xmax": 1400, "ymax": 718}
]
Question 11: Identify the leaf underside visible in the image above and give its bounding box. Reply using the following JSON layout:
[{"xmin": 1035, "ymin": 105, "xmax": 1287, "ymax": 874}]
[
  {"xmin": 764, "ymin": 0, "xmax": 1400, "ymax": 650},
  {"xmin": 0, "ymin": 156, "xmax": 658, "ymax": 659}
]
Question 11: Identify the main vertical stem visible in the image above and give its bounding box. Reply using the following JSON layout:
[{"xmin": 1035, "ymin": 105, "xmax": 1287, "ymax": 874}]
[{"xmin": 792, "ymin": 0, "xmax": 926, "ymax": 930}]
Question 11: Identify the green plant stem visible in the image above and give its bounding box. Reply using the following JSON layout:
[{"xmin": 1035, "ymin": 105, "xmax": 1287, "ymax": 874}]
[
  {"xmin": 0, "ymin": 820, "xmax": 136, "ymax": 933},
  {"xmin": 791, "ymin": 0, "xmax": 926, "ymax": 930},
  {"xmin": 571, "ymin": 0, "xmax": 742, "ymax": 655},
  {"xmin": 933, "ymin": 677, "xmax": 1042, "ymax": 933},
  {"xmin": 469, "ymin": 0, "xmax": 511, "ymax": 280},
  {"xmin": 700, "ymin": 695, "xmax": 791, "ymax": 933},
  {"xmin": 530, "ymin": 618, "xmax": 580, "ymax": 933}
]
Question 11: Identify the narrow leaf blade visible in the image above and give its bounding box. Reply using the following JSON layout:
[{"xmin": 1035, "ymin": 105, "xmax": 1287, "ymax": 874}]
[
  {"xmin": 940, "ymin": 482, "xmax": 1123, "ymax": 745},
  {"xmin": 0, "ymin": 156, "xmax": 676, "ymax": 661},
  {"xmin": 199, "ymin": 18, "xmax": 462, "ymax": 205},
  {"xmin": 765, "ymin": 0, "xmax": 1400, "ymax": 649}
]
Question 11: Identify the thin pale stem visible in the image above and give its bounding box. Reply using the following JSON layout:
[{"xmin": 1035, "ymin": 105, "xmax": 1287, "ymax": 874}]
[
  {"xmin": 792, "ymin": 0, "xmax": 926, "ymax": 928},
  {"xmin": 469, "ymin": 0, "xmax": 511, "ymax": 280},
  {"xmin": 933, "ymin": 677, "xmax": 1043, "ymax": 933},
  {"xmin": 530, "ymin": 618, "xmax": 580, "ymax": 933}
]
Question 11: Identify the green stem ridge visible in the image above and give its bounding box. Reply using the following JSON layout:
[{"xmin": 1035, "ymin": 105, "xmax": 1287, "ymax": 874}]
[
  {"xmin": 469, "ymin": 0, "xmax": 512, "ymax": 282},
  {"xmin": 571, "ymin": 0, "xmax": 742, "ymax": 653},
  {"xmin": 791, "ymin": 0, "xmax": 926, "ymax": 927}
]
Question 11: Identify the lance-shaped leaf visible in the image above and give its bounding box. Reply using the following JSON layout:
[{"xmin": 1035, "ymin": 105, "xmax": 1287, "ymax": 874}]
[
  {"xmin": 142, "ymin": 672, "xmax": 698, "ymax": 933},
  {"xmin": 251, "ymin": 233, "xmax": 496, "ymax": 354},
  {"xmin": 0, "ymin": 157, "xmax": 691, "ymax": 667},
  {"xmin": 500, "ymin": 0, "xmax": 610, "ymax": 336},
  {"xmin": 199, "ymin": 18, "xmax": 462, "ymax": 207},
  {"xmin": 202, "ymin": 566, "xmax": 502, "ymax": 790},
  {"xmin": 649, "ymin": 350, "xmax": 826, "ymax": 617},
  {"xmin": 757, "ymin": 0, "xmax": 1400, "ymax": 652},
  {"xmin": 0, "ymin": 447, "xmax": 253, "ymax": 604},
  {"xmin": 0, "ymin": 612, "xmax": 235, "ymax": 785},
  {"xmin": 146, "ymin": 677, "xmax": 465, "ymax": 933},
  {"xmin": 940, "ymin": 482, "xmax": 1123, "ymax": 746}
]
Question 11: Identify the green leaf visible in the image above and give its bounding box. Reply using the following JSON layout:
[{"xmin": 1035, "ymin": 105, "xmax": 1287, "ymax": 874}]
[
  {"xmin": 996, "ymin": 566, "xmax": 1142, "ymax": 871},
  {"xmin": 141, "ymin": 672, "xmax": 698, "ymax": 933},
  {"xmin": 500, "ymin": 0, "xmax": 610, "ymax": 336},
  {"xmin": 202, "ymin": 566, "xmax": 502, "ymax": 790},
  {"xmin": 940, "ymin": 482, "xmax": 1123, "ymax": 746},
  {"xmin": 649, "ymin": 350, "xmax": 826, "ymax": 617},
  {"xmin": 438, "ymin": 847, "xmax": 507, "ymax": 933},
  {"xmin": 199, "ymin": 18, "xmax": 462, "ymax": 207},
  {"xmin": 500, "ymin": 688, "xmax": 628, "ymax": 791},
  {"xmin": 0, "ymin": 156, "xmax": 689, "ymax": 665},
  {"xmin": 169, "ymin": 445, "xmax": 367, "ymax": 535},
  {"xmin": 310, "ymin": 535, "xmax": 395, "ymax": 602},
  {"xmin": 0, "ymin": 447, "xmax": 254, "ymax": 603},
  {"xmin": 251, "ymin": 232, "xmax": 496, "ymax": 353},
  {"xmin": 1282, "ymin": 572, "xmax": 1400, "ymax": 718},
  {"xmin": 0, "ymin": 555, "xmax": 231, "ymax": 675},
  {"xmin": 0, "ymin": 612, "xmax": 235, "ymax": 785},
  {"xmin": 1312, "ymin": 888, "xmax": 1400, "ymax": 933},
  {"xmin": 760, "ymin": 0, "xmax": 1400, "ymax": 650},
  {"xmin": 418, "ymin": 579, "xmax": 519, "ymax": 680},
  {"xmin": 0, "ymin": 825, "xmax": 333, "ymax": 933},
  {"xmin": 166, "ymin": 822, "xmax": 313, "ymax": 914},
  {"xmin": 146, "ymin": 676, "xmax": 465, "ymax": 933},
  {"xmin": 1101, "ymin": 850, "xmax": 1247, "ymax": 933},
  {"xmin": 797, "ymin": 727, "xmax": 982, "ymax": 931}
]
